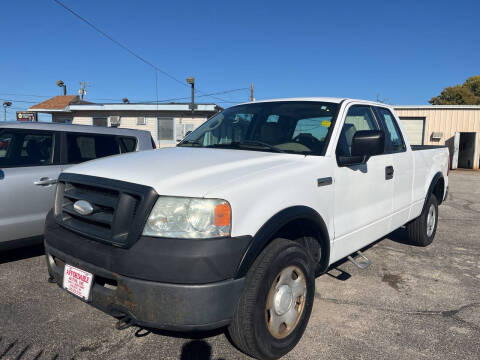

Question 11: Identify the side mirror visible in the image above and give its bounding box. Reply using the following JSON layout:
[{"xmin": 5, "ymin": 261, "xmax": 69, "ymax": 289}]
[{"xmin": 337, "ymin": 130, "xmax": 385, "ymax": 166}]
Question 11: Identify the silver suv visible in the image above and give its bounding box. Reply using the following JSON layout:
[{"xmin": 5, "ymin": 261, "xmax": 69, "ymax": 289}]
[{"xmin": 0, "ymin": 122, "xmax": 154, "ymax": 249}]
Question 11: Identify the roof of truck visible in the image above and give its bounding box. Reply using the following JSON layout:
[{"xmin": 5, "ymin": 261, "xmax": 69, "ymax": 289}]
[
  {"xmin": 0, "ymin": 122, "xmax": 151, "ymax": 137},
  {"xmin": 235, "ymin": 97, "xmax": 393, "ymax": 107}
]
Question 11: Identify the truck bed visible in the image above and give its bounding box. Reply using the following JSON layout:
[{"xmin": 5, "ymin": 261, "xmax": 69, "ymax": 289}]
[{"xmin": 411, "ymin": 145, "xmax": 447, "ymax": 151}]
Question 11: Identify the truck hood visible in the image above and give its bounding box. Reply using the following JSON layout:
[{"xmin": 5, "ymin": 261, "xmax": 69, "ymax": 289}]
[{"xmin": 63, "ymin": 147, "xmax": 309, "ymax": 197}]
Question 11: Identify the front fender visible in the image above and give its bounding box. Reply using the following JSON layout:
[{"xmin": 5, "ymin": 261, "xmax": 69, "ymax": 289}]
[{"xmin": 234, "ymin": 206, "xmax": 330, "ymax": 278}]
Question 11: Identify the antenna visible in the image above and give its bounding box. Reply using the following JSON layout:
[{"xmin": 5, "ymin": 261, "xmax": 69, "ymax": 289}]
[{"xmin": 78, "ymin": 81, "xmax": 91, "ymax": 100}]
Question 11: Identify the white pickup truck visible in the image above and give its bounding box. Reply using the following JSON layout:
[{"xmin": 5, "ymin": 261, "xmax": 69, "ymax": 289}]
[{"xmin": 44, "ymin": 98, "xmax": 449, "ymax": 360}]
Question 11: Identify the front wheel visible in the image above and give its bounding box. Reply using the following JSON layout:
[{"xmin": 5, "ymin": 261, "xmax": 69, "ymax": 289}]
[
  {"xmin": 228, "ymin": 238, "xmax": 315, "ymax": 360},
  {"xmin": 406, "ymin": 194, "xmax": 439, "ymax": 246}
]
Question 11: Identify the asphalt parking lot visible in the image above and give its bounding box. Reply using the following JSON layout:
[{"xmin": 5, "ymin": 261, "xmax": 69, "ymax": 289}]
[{"xmin": 0, "ymin": 170, "xmax": 479, "ymax": 360}]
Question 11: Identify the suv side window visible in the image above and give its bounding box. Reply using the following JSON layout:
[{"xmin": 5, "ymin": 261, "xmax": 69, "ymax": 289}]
[
  {"xmin": 375, "ymin": 107, "xmax": 406, "ymax": 153},
  {"xmin": 0, "ymin": 130, "xmax": 53, "ymax": 167},
  {"xmin": 336, "ymin": 105, "xmax": 379, "ymax": 157},
  {"xmin": 118, "ymin": 136, "xmax": 137, "ymax": 152},
  {"xmin": 67, "ymin": 133, "xmax": 121, "ymax": 164}
]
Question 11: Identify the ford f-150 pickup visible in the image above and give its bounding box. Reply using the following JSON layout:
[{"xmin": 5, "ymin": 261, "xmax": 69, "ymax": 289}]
[{"xmin": 44, "ymin": 98, "xmax": 449, "ymax": 360}]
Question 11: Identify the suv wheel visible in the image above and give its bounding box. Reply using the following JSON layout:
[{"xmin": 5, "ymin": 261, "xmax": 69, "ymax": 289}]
[
  {"xmin": 406, "ymin": 194, "xmax": 439, "ymax": 246},
  {"xmin": 228, "ymin": 238, "xmax": 315, "ymax": 360}
]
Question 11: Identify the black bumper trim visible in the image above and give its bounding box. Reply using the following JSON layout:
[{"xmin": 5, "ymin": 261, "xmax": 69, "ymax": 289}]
[
  {"xmin": 46, "ymin": 243, "xmax": 245, "ymax": 331},
  {"xmin": 45, "ymin": 210, "xmax": 252, "ymax": 284}
]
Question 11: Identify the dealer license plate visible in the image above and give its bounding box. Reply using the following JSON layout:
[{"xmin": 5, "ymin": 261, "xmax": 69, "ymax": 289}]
[{"xmin": 63, "ymin": 264, "xmax": 93, "ymax": 301}]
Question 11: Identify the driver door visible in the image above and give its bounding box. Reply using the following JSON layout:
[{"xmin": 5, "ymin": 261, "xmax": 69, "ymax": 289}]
[{"xmin": 331, "ymin": 104, "xmax": 394, "ymax": 262}]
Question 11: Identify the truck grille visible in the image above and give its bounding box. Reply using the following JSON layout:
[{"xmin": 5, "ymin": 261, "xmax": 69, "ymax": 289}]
[{"xmin": 55, "ymin": 173, "xmax": 158, "ymax": 248}]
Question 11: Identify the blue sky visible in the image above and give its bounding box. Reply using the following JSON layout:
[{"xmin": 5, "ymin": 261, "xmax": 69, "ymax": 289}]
[{"xmin": 1, "ymin": 0, "xmax": 479, "ymax": 120}]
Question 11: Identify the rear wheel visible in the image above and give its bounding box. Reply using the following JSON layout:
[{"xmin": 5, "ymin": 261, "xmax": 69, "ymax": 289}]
[
  {"xmin": 406, "ymin": 194, "xmax": 438, "ymax": 246},
  {"xmin": 228, "ymin": 238, "xmax": 315, "ymax": 360}
]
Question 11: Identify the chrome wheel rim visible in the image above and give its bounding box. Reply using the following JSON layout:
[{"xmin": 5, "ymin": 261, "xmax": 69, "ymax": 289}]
[
  {"xmin": 426, "ymin": 204, "xmax": 436, "ymax": 237},
  {"xmin": 265, "ymin": 265, "xmax": 307, "ymax": 339}
]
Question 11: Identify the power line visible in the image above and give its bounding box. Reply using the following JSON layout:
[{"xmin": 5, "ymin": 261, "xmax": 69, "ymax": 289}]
[
  {"xmin": 0, "ymin": 93, "xmax": 52, "ymax": 98},
  {"xmin": 0, "ymin": 87, "xmax": 249, "ymax": 106},
  {"xmin": 0, "ymin": 99, "xmax": 39, "ymax": 104},
  {"xmin": 53, "ymin": 0, "xmax": 186, "ymax": 88},
  {"xmin": 52, "ymin": 0, "xmax": 230, "ymax": 103},
  {"xmin": 138, "ymin": 88, "xmax": 249, "ymax": 104}
]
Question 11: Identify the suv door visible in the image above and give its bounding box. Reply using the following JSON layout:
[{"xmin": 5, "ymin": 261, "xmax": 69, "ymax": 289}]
[
  {"xmin": 374, "ymin": 106, "xmax": 412, "ymax": 230},
  {"xmin": 332, "ymin": 104, "xmax": 394, "ymax": 261},
  {"xmin": 0, "ymin": 129, "xmax": 63, "ymax": 244}
]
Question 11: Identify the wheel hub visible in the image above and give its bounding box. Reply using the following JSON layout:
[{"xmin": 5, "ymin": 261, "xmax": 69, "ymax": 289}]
[
  {"xmin": 265, "ymin": 265, "xmax": 307, "ymax": 339},
  {"xmin": 273, "ymin": 285, "xmax": 293, "ymax": 316}
]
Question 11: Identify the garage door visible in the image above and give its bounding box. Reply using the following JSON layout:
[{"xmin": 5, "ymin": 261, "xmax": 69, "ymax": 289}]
[{"xmin": 399, "ymin": 117, "xmax": 425, "ymax": 145}]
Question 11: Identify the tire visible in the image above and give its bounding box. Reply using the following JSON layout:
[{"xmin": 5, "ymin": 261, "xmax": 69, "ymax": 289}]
[
  {"xmin": 406, "ymin": 194, "xmax": 439, "ymax": 247},
  {"xmin": 228, "ymin": 238, "xmax": 315, "ymax": 360}
]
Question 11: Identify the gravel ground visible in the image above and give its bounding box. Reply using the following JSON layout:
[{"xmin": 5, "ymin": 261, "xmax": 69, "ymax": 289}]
[{"xmin": 0, "ymin": 170, "xmax": 479, "ymax": 360}]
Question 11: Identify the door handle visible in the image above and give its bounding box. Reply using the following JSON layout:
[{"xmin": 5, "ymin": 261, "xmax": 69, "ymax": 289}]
[
  {"xmin": 385, "ymin": 166, "xmax": 394, "ymax": 180},
  {"xmin": 34, "ymin": 177, "xmax": 57, "ymax": 186}
]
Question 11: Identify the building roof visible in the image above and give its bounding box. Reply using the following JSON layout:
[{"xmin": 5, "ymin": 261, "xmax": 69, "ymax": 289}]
[
  {"xmin": 68, "ymin": 103, "xmax": 220, "ymax": 112},
  {"xmin": 28, "ymin": 95, "xmax": 92, "ymax": 112},
  {"xmin": 28, "ymin": 96, "xmax": 220, "ymax": 113},
  {"xmin": 394, "ymin": 105, "xmax": 480, "ymax": 110}
]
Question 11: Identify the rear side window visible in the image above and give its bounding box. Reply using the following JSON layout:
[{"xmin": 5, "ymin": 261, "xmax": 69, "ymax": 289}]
[
  {"xmin": 118, "ymin": 137, "xmax": 137, "ymax": 152},
  {"xmin": 0, "ymin": 132, "xmax": 13, "ymax": 159},
  {"xmin": 375, "ymin": 108, "xmax": 406, "ymax": 153},
  {"xmin": 67, "ymin": 133, "xmax": 121, "ymax": 164},
  {"xmin": 0, "ymin": 130, "xmax": 53, "ymax": 167}
]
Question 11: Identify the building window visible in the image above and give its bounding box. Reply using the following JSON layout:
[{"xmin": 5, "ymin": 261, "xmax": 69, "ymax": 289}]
[
  {"xmin": 137, "ymin": 117, "xmax": 147, "ymax": 125},
  {"xmin": 157, "ymin": 118, "xmax": 174, "ymax": 140},
  {"xmin": 93, "ymin": 117, "xmax": 108, "ymax": 127}
]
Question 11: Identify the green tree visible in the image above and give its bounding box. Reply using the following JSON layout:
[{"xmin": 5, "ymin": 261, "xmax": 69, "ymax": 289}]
[{"xmin": 429, "ymin": 76, "xmax": 480, "ymax": 105}]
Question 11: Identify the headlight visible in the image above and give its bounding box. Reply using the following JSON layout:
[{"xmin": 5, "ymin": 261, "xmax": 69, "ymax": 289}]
[{"xmin": 143, "ymin": 197, "xmax": 231, "ymax": 238}]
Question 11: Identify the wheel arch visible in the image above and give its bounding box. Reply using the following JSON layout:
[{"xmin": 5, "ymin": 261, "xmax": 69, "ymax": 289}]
[
  {"xmin": 235, "ymin": 206, "xmax": 330, "ymax": 278},
  {"xmin": 424, "ymin": 172, "xmax": 445, "ymax": 211}
]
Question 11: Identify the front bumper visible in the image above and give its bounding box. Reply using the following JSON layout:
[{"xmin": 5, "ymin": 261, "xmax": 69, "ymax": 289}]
[
  {"xmin": 44, "ymin": 211, "xmax": 250, "ymax": 331},
  {"xmin": 46, "ymin": 244, "xmax": 244, "ymax": 331}
]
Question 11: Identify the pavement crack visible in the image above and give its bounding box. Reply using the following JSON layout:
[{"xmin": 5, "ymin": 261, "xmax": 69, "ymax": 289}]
[
  {"xmin": 14, "ymin": 344, "xmax": 30, "ymax": 360},
  {"xmin": 315, "ymin": 294, "xmax": 480, "ymax": 332},
  {"xmin": 0, "ymin": 339, "xmax": 17, "ymax": 359}
]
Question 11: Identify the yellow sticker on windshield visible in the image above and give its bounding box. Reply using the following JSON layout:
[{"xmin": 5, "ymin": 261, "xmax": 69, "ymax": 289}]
[{"xmin": 321, "ymin": 120, "xmax": 331, "ymax": 127}]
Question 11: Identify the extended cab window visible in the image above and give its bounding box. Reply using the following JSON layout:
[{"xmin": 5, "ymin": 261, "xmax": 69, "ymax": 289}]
[
  {"xmin": 0, "ymin": 130, "xmax": 53, "ymax": 168},
  {"xmin": 376, "ymin": 107, "xmax": 406, "ymax": 153},
  {"xmin": 179, "ymin": 101, "xmax": 339, "ymax": 155},
  {"xmin": 336, "ymin": 105, "xmax": 379, "ymax": 157},
  {"xmin": 66, "ymin": 133, "xmax": 121, "ymax": 164}
]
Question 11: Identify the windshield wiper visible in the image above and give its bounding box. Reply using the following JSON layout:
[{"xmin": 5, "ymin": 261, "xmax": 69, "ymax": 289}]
[
  {"xmin": 178, "ymin": 139, "xmax": 202, "ymax": 147},
  {"xmin": 207, "ymin": 141, "xmax": 284, "ymax": 153},
  {"xmin": 238, "ymin": 140, "xmax": 285, "ymax": 153}
]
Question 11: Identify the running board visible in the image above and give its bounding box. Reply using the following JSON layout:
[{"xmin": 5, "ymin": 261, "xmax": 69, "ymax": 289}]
[{"xmin": 348, "ymin": 251, "xmax": 371, "ymax": 269}]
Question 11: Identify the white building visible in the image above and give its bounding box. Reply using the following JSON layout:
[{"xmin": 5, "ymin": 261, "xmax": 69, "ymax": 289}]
[{"xmin": 29, "ymin": 96, "xmax": 221, "ymax": 148}]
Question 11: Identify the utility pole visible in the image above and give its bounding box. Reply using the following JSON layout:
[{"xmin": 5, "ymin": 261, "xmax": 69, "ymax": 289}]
[
  {"xmin": 78, "ymin": 81, "xmax": 91, "ymax": 100},
  {"xmin": 186, "ymin": 77, "xmax": 195, "ymax": 112},
  {"xmin": 250, "ymin": 83, "xmax": 255, "ymax": 102}
]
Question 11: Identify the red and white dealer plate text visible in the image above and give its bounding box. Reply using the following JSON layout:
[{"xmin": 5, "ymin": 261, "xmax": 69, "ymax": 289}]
[{"xmin": 63, "ymin": 264, "xmax": 93, "ymax": 301}]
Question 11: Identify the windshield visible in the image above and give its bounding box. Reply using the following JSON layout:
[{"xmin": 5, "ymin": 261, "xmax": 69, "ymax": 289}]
[{"xmin": 178, "ymin": 101, "xmax": 339, "ymax": 155}]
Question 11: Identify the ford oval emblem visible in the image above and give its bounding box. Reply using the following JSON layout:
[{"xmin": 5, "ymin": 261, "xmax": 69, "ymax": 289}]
[{"xmin": 73, "ymin": 200, "xmax": 94, "ymax": 216}]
